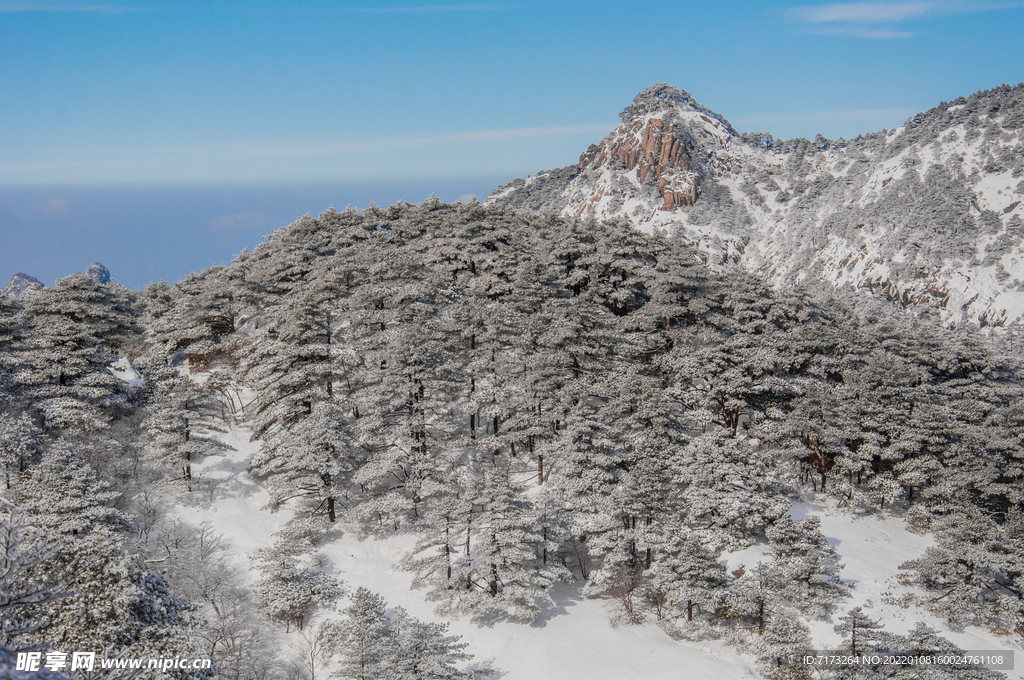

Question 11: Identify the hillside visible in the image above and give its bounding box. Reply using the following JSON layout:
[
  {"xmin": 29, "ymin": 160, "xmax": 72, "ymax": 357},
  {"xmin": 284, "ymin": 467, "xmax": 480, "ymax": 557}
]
[
  {"xmin": 487, "ymin": 83, "xmax": 1024, "ymax": 328},
  {"xmin": 3, "ymin": 187, "xmax": 1024, "ymax": 679}
]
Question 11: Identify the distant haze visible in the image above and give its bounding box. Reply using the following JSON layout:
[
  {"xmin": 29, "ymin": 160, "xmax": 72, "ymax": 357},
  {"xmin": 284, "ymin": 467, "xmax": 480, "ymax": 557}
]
[{"xmin": 0, "ymin": 180, "xmax": 504, "ymax": 289}]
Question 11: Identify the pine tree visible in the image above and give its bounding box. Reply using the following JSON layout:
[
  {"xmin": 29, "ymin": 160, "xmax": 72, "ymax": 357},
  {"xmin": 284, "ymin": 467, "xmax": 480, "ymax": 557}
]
[
  {"xmin": 251, "ymin": 538, "xmax": 343, "ymax": 632},
  {"xmin": 679, "ymin": 431, "xmax": 789, "ymax": 540},
  {"xmin": 0, "ymin": 413, "xmax": 42, "ymax": 491},
  {"xmin": 833, "ymin": 606, "xmax": 887, "ymax": 656},
  {"xmin": 145, "ymin": 373, "xmax": 231, "ymax": 492},
  {"xmin": 389, "ymin": 606, "xmax": 473, "ymax": 680},
  {"xmin": 150, "ymin": 266, "xmax": 238, "ymax": 368},
  {"xmin": 766, "ymin": 515, "xmax": 848, "ymax": 618},
  {"xmin": 755, "ymin": 616, "xmax": 813, "ymax": 680},
  {"xmin": 332, "ymin": 587, "xmax": 393, "ymax": 680},
  {"xmin": 648, "ymin": 529, "xmax": 728, "ymax": 625},
  {"xmin": 0, "ymin": 502, "xmax": 67, "ymax": 649},
  {"xmin": 250, "ymin": 400, "xmax": 361, "ymax": 522},
  {"xmin": 12, "ymin": 274, "xmax": 140, "ymax": 432},
  {"xmin": 16, "ymin": 440, "xmax": 128, "ymax": 537}
]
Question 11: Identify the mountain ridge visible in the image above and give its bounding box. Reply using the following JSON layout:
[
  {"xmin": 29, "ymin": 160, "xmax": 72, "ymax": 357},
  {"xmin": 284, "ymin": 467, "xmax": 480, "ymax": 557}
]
[{"xmin": 487, "ymin": 82, "xmax": 1024, "ymax": 328}]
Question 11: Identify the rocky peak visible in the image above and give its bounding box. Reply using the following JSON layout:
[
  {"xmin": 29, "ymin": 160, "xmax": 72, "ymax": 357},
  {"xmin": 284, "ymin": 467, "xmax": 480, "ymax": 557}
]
[
  {"xmin": 570, "ymin": 83, "xmax": 740, "ymax": 215},
  {"xmin": 86, "ymin": 262, "xmax": 111, "ymax": 285},
  {"xmin": 620, "ymin": 83, "xmax": 737, "ymax": 134},
  {"xmin": 1, "ymin": 272, "xmax": 42, "ymax": 298},
  {"xmin": 487, "ymin": 81, "xmax": 1024, "ymax": 328}
]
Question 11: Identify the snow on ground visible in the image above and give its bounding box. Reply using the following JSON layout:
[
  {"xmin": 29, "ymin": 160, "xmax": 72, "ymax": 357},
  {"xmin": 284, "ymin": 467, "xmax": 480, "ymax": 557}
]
[
  {"xmin": 793, "ymin": 498, "xmax": 1023, "ymax": 678},
  {"xmin": 170, "ymin": 397, "xmax": 758, "ymax": 680},
  {"xmin": 109, "ymin": 357, "xmax": 144, "ymax": 387},
  {"xmin": 167, "ymin": 380, "xmax": 1022, "ymax": 679}
]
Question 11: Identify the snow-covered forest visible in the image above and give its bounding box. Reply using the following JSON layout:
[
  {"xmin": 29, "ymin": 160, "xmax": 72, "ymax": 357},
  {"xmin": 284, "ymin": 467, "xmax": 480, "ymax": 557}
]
[{"xmin": 3, "ymin": 198, "xmax": 1024, "ymax": 679}]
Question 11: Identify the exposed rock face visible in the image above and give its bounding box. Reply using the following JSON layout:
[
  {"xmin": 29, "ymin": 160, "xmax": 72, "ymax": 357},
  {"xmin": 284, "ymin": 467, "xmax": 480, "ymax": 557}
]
[
  {"xmin": 86, "ymin": 262, "xmax": 111, "ymax": 285},
  {"xmin": 487, "ymin": 82, "xmax": 1024, "ymax": 328},
  {"xmin": 1, "ymin": 273, "xmax": 42, "ymax": 298}
]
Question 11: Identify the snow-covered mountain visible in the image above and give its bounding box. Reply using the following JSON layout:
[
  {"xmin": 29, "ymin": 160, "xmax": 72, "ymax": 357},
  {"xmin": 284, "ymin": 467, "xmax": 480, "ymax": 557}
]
[
  {"xmin": 1, "ymin": 272, "xmax": 42, "ymax": 298},
  {"xmin": 487, "ymin": 83, "xmax": 1024, "ymax": 327}
]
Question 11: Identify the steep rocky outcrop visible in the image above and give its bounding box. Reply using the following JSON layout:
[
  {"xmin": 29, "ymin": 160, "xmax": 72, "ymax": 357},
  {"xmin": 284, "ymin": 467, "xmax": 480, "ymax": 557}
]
[
  {"xmin": 1, "ymin": 272, "xmax": 42, "ymax": 298},
  {"xmin": 86, "ymin": 262, "xmax": 111, "ymax": 285},
  {"xmin": 488, "ymin": 83, "xmax": 1024, "ymax": 327}
]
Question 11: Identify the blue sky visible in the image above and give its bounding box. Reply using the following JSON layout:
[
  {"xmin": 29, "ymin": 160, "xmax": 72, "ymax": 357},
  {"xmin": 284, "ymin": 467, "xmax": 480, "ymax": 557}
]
[{"xmin": 1, "ymin": 0, "xmax": 1023, "ymax": 287}]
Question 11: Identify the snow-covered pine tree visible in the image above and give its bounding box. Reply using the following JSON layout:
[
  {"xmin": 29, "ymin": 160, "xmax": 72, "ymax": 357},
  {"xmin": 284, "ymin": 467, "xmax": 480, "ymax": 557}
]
[
  {"xmin": 404, "ymin": 484, "xmax": 471, "ymax": 601},
  {"xmin": 251, "ymin": 538, "xmax": 343, "ymax": 632},
  {"xmin": 584, "ymin": 380, "xmax": 683, "ymax": 603},
  {"xmin": 239, "ymin": 271, "xmax": 340, "ymax": 442},
  {"xmin": 145, "ymin": 372, "xmax": 231, "ymax": 492},
  {"xmin": 0, "ymin": 295, "xmax": 20, "ymax": 401},
  {"xmin": 388, "ymin": 605, "xmax": 475, "ymax": 680},
  {"xmin": 12, "ymin": 274, "xmax": 140, "ymax": 433},
  {"xmin": 0, "ymin": 501, "xmax": 67, "ymax": 649},
  {"xmin": 21, "ymin": 528, "xmax": 204, "ymax": 667},
  {"xmin": 0, "ymin": 413, "xmax": 42, "ymax": 491},
  {"xmin": 678, "ymin": 431, "xmax": 789, "ymax": 542},
  {"xmin": 832, "ymin": 606, "xmax": 887, "ymax": 656},
  {"xmin": 725, "ymin": 561, "xmax": 785, "ymax": 636},
  {"xmin": 437, "ymin": 460, "xmax": 566, "ymax": 622},
  {"xmin": 16, "ymin": 440, "xmax": 128, "ymax": 536},
  {"xmin": 900, "ymin": 507, "xmax": 1015, "ymax": 629},
  {"xmin": 250, "ymin": 400, "xmax": 361, "ymax": 522},
  {"xmin": 648, "ymin": 529, "xmax": 728, "ymax": 626},
  {"xmin": 766, "ymin": 515, "xmax": 847, "ymax": 618},
  {"xmin": 754, "ymin": 616, "xmax": 813, "ymax": 680},
  {"xmin": 332, "ymin": 587, "xmax": 393, "ymax": 680},
  {"xmin": 149, "ymin": 266, "xmax": 238, "ymax": 369}
]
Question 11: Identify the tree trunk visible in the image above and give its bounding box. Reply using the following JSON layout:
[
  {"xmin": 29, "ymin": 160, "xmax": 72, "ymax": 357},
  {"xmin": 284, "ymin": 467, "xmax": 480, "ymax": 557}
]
[{"xmin": 538, "ymin": 454, "xmax": 544, "ymax": 486}]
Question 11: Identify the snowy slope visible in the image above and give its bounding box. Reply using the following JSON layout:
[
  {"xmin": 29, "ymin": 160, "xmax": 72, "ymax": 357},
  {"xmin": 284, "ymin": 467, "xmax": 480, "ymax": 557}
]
[
  {"xmin": 169, "ymin": 382, "xmax": 1023, "ymax": 680},
  {"xmin": 487, "ymin": 83, "xmax": 1024, "ymax": 328},
  {"xmin": 169, "ymin": 391, "xmax": 759, "ymax": 680}
]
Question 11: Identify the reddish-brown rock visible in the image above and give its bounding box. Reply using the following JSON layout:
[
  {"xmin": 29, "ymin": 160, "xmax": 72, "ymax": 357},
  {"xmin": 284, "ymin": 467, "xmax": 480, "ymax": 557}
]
[{"xmin": 576, "ymin": 116, "xmax": 696, "ymax": 214}]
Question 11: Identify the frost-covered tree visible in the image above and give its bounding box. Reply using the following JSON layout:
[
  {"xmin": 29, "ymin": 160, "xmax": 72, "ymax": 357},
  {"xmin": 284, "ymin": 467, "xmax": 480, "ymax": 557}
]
[
  {"xmin": 251, "ymin": 538, "xmax": 343, "ymax": 632},
  {"xmin": 679, "ymin": 432, "xmax": 789, "ymax": 540},
  {"xmin": 0, "ymin": 502, "xmax": 66, "ymax": 649},
  {"xmin": 19, "ymin": 527, "xmax": 202, "ymax": 664},
  {"xmin": 832, "ymin": 606, "xmax": 887, "ymax": 656},
  {"xmin": 15, "ymin": 440, "xmax": 127, "ymax": 537},
  {"xmin": 766, "ymin": 515, "xmax": 847, "ymax": 618},
  {"xmin": 331, "ymin": 587, "xmax": 479, "ymax": 680},
  {"xmin": 648, "ymin": 529, "xmax": 728, "ymax": 625},
  {"xmin": 0, "ymin": 413, "xmax": 42, "ymax": 491},
  {"xmin": 145, "ymin": 373, "xmax": 230, "ymax": 492},
  {"xmin": 900, "ymin": 507, "xmax": 1016, "ymax": 629},
  {"xmin": 149, "ymin": 266, "xmax": 239, "ymax": 368},
  {"xmin": 388, "ymin": 606, "xmax": 473, "ymax": 680},
  {"xmin": 249, "ymin": 401, "xmax": 360, "ymax": 523},
  {"xmin": 12, "ymin": 274, "xmax": 139, "ymax": 432},
  {"xmin": 147, "ymin": 520, "xmax": 281, "ymax": 680},
  {"xmin": 754, "ymin": 616, "xmax": 812, "ymax": 680},
  {"xmin": 332, "ymin": 587, "xmax": 392, "ymax": 680}
]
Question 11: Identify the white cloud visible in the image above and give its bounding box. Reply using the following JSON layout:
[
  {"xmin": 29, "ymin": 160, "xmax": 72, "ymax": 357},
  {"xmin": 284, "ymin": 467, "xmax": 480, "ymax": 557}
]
[
  {"xmin": 784, "ymin": 0, "xmax": 1023, "ymax": 37},
  {"xmin": 788, "ymin": 1, "xmax": 935, "ymax": 24}
]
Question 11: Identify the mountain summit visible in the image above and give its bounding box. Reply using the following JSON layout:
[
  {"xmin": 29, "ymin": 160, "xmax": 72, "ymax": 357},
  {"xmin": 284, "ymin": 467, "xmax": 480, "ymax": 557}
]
[{"xmin": 488, "ymin": 83, "xmax": 1024, "ymax": 327}]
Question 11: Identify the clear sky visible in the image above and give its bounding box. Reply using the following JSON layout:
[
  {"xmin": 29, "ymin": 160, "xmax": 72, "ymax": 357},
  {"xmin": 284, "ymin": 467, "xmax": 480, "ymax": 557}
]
[{"xmin": 1, "ymin": 0, "xmax": 1023, "ymax": 287}]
